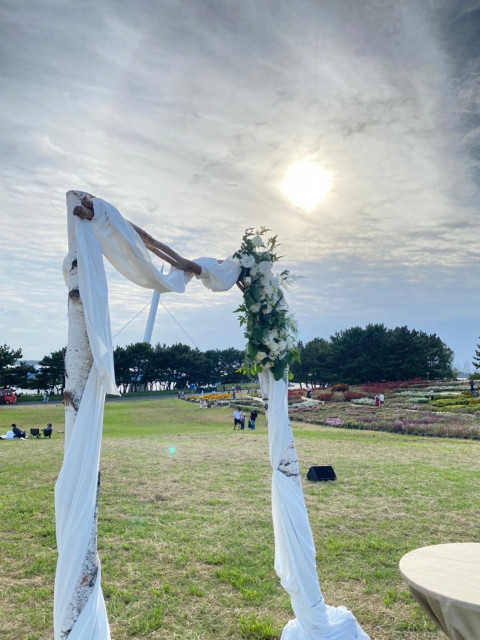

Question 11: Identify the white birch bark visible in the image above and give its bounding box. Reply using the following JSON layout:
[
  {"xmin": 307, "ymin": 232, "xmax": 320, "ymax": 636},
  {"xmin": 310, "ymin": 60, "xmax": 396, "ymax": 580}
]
[
  {"xmin": 64, "ymin": 191, "xmax": 94, "ymax": 450},
  {"xmin": 56, "ymin": 190, "xmax": 99, "ymax": 638}
]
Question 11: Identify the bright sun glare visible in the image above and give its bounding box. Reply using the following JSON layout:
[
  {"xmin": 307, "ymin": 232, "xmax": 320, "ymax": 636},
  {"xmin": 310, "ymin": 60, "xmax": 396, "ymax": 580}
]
[{"xmin": 281, "ymin": 161, "xmax": 332, "ymax": 211}]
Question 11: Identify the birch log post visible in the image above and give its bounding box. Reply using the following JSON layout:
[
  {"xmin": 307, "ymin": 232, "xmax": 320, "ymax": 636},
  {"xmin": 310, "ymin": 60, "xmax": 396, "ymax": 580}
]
[
  {"xmin": 64, "ymin": 191, "xmax": 94, "ymax": 448},
  {"xmin": 56, "ymin": 190, "xmax": 99, "ymax": 638}
]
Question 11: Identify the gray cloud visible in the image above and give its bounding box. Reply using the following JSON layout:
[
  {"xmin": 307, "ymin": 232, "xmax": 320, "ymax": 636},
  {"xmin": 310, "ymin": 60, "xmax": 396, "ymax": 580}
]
[{"xmin": 0, "ymin": 0, "xmax": 479, "ymax": 366}]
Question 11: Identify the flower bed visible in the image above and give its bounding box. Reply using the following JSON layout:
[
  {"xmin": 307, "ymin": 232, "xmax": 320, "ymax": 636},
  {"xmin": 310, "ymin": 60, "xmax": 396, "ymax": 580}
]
[
  {"xmin": 289, "ymin": 401, "xmax": 480, "ymax": 439},
  {"xmin": 311, "ymin": 391, "xmax": 333, "ymax": 402}
]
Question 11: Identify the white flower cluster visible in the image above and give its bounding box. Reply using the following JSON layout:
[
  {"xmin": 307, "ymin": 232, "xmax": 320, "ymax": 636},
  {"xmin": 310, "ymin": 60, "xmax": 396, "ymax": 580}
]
[
  {"xmin": 235, "ymin": 228, "xmax": 299, "ymax": 380},
  {"xmin": 254, "ymin": 327, "xmax": 297, "ymax": 364},
  {"xmin": 351, "ymin": 397, "xmax": 375, "ymax": 405}
]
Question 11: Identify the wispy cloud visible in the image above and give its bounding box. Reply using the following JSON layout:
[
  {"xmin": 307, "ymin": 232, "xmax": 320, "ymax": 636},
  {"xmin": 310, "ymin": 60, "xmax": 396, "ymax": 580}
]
[{"xmin": 0, "ymin": 0, "xmax": 478, "ymax": 366}]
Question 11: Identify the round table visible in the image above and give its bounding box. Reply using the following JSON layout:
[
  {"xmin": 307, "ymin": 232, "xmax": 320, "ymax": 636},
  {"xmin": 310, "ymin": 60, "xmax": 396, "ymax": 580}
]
[{"xmin": 399, "ymin": 543, "xmax": 480, "ymax": 640}]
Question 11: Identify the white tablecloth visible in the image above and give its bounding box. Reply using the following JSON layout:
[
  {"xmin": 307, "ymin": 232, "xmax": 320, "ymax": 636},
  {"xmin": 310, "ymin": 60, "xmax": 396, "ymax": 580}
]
[{"xmin": 399, "ymin": 543, "xmax": 480, "ymax": 640}]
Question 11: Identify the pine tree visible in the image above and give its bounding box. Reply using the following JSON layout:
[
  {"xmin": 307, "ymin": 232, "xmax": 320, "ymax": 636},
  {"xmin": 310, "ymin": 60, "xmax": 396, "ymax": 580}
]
[{"xmin": 473, "ymin": 337, "xmax": 480, "ymax": 371}]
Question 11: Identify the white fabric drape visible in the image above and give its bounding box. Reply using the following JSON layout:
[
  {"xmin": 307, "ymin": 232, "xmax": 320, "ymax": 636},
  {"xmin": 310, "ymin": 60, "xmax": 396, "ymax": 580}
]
[
  {"xmin": 261, "ymin": 369, "xmax": 369, "ymax": 640},
  {"xmin": 55, "ymin": 198, "xmax": 241, "ymax": 639},
  {"xmin": 56, "ymin": 196, "xmax": 368, "ymax": 640}
]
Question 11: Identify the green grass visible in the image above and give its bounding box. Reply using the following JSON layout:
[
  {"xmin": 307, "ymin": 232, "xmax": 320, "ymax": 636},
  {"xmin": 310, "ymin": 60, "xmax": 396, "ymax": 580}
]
[{"xmin": 1, "ymin": 398, "xmax": 479, "ymax": 639}]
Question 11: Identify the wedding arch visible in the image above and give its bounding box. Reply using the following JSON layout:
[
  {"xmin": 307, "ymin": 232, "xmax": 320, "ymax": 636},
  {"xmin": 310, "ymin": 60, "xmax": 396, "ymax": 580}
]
[{"xmin": 57, "ymin": 190, "xmax": 369, "ymax": 640}]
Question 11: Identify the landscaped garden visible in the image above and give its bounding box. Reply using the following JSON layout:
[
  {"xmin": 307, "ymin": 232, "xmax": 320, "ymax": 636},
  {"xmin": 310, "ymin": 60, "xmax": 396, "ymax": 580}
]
[
  {"xmin": 1, "ymin": 394, "xmax": 479, "ymax": 639},
  {"xmin": 286, "ymin": 379, "xmax": 480, "ymax": 439}
]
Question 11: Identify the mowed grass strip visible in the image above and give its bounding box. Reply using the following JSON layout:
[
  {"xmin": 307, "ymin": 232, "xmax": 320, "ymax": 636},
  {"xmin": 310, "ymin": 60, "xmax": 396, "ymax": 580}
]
[{"xmin": 0, "ymin": 398, "xmax": 479, "ymax": 640}]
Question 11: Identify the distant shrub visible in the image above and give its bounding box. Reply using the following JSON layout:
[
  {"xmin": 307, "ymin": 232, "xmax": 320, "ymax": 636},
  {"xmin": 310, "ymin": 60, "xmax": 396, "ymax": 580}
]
[
  {"xmin": 331, "ymin": 383, "xmax": 349, "ymax": 392},
  {"xmin": 312, "ymin": 391, "xmax": 333, "ymax": 402},
  {"xmin": 361, "ymin": 379, "xmax": 428, "ymax": 394},
  {"xmin": 288, "ymin": 389, "xmax": 304, "ymax": 397},
  {"xmin": 343, "ymin": 392, "xmax": 366, "ymax": 401}
]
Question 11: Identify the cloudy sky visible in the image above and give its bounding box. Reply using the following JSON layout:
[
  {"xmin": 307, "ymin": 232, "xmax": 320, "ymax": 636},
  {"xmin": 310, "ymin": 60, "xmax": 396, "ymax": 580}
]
[{"xmin": 1, "ymin": 0, "xmax": 479, "ymax": 372}]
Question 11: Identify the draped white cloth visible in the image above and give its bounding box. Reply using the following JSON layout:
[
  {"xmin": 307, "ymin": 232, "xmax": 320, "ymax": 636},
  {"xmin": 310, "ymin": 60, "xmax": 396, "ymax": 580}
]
[
  {"xmin": 55, "ymin": 198, "xmax": 241, "ymax": 639},
  {"xmin": 260, "ymin": 370, "xmax": 369, "ymax": 640},
  {"xmin": 56, "ymin": 195, "xmax": 368, "ymax": 639}
]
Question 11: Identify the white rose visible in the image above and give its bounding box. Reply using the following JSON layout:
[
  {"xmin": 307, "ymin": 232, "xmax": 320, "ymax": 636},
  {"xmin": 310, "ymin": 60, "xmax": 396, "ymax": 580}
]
[
  {"xmin": 262, "ymin": 283, "xmax": 274, "ymax": 296},
  {"xmin": 277, "ymin": 339, "xmax": 287, "ymax": 351},
  {"xmin": 250, "ymin": 265, "xmax": 258, "ymax": 277},
  {"xmin": 252, "ymin": 236, "xmax": 264, "ymax": 247},
  {"xmin": 240, "ymin": 254, "xmax": 256, "ymax": 268},
  {"xmin": 262, "ymin": 304, "xmax": 273, "ymax": 314},
  {"xmin": 260, "ymin": 275, "xmax": 277, "ymax": 288},
  {"xmin": 255, "ymin": 351, "xmax": 268, "ymax": 362},
  {"xmin": 250, "ymin": 303, "xmax": 261, "ymax": 312},
  {"xmin": 258, "ymin": 261, "xmax": 272, "ymax": 276},
  {"xmin": 244, "ymin": 276, "xmax": 252, "ymax": 285}
]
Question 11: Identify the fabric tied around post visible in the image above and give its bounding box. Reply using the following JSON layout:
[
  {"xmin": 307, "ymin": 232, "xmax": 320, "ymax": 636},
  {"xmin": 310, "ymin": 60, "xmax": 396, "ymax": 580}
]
[
  {"xmin": 55, "ymin": 196, "xmax": 241, "ymax": 639},
  {"xmin": 262, "ymin": 369, "xmax": 369, "ymax": 640}
]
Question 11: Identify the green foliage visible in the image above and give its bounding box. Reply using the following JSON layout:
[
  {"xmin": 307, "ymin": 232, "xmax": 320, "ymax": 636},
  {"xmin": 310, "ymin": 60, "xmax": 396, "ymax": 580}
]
[
  {"xmin": 239, "ymin": 614, "xmax": 277, "ymax": 639},
  {"xmin": 290, "ymin": 338, "xmax": 332, "ymax": 387},
  {"xmin": 0, "ymin": 343, "xmax": 36, "ymax": 389},
  {"xmin": 0, "ymin": 344, "xmax": 22, "ymax": 370},
  {"xmin": 294, "ymin": 324, "xmax": 454, "ymax": 386},
  {"xmin": 472, "ymin": 336, "xmax": 480, "ymax": 371},
  {"xmin": 36, "ymin": 349, "xmax": 65, "ymax": 392},
  {"xmin": 233, "ymin": 228, "xmax": 299, "ymax": 381},
  {"xmin": 112, "ymin": 342, "xmax": 248, "ymax": 391}
]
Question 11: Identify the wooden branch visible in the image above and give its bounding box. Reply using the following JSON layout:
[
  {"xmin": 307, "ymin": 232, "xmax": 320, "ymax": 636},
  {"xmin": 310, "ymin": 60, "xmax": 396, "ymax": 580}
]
[{"xmin": 73, "ymin": 197, "xmax": 202, "ymax": 275}]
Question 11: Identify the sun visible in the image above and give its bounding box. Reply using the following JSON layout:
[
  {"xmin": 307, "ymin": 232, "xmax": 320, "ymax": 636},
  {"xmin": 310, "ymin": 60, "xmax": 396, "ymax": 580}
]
[{"xmin": 281, "ymin": 161, "xmax": 332, "ymax": 211}]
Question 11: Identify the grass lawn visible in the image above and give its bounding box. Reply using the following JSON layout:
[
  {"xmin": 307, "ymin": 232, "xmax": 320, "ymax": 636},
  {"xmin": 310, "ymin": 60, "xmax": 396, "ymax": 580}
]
[{"xmin": 1, "ymin": 398, "xmax": 479, "ymax": 640}]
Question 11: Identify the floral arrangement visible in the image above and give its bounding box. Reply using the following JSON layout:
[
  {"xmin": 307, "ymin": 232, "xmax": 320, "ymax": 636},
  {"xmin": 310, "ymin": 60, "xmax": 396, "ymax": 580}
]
[{"xmin": 233, "ymin": 227, "xmax": 299, "ymax": 381}]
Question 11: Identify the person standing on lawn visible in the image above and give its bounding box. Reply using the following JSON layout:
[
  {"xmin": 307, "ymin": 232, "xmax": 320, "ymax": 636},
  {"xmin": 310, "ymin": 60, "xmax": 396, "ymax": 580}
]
[
  {"xmin": 248, "ymin": 409, "xmax": 258, "ymax": 429},
  {"xmin": 233, "ymin": 407, "xmax": 241, "ymax": 430}
]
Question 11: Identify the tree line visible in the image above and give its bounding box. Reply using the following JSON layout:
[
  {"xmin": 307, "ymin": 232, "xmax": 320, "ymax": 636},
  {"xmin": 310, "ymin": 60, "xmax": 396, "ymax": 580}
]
[
  {"xmin": 0, "ymin": 343, "xmax": 246, "ymax": 394},
  {"xmin": 0, "ymin": 324, "xmax": 457, "ymax": 394},
  {"xmin": 290, "ymin": 324, "xmax": 455, "ymax": 386},
  {"xmin": 113, "ymin": 343, "xmax": 245, "ymax": 391}
]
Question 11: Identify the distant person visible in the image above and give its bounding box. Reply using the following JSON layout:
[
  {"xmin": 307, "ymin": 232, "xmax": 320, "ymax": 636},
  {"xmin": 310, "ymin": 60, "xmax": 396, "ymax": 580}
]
[
  {"xmin": 12, "ymin": 424, "xmax": 26, "ymax": 438},
  {"xmin": 379, "ymin": 393, "xmax": 385, "ymax": 406},
  {"xmin": 239, "ymin": 413, "xmax": 246, "ymax": 430},
  {"xmin": 43, "ymin": 392, "xmax": 49, "ymax": 403},
  {"xmin": 374, "ymin": 395, "xmax": 380, "ymax": 407},
  {"xmin": 307, "ymin": 388, "xmax": 312, "ymax": 399},
  {"xmin": 248, "ymin": 410, "xmax": 258, "ymax": 430},
  {"xmin": 43, "ymin": 423, "xmax": 53, "ymax": 438},
  {"xmin": 233, "ymin": 407, "xmax": 241, "ymax": 430}
]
